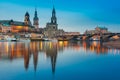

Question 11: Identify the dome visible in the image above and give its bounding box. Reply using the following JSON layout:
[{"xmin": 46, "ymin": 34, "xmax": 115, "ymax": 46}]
[{"xmin": 25, "ymin": 12, "xmax": 29, "ymax": 16}]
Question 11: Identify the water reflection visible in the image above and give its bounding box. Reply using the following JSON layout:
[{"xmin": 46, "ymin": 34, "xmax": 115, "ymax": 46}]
[{"xmin": 0, "ymin": 41, "xmax": 120, "ymax": 74}]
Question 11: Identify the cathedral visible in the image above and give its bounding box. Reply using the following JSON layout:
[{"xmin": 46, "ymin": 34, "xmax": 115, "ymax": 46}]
[
  {"xmin": 44, "ymin": 6, "xmax": 64, "ymax": 38},
  {"xmin": 0, "ymin": 6, "xmax": 64, "ymax": 37}
]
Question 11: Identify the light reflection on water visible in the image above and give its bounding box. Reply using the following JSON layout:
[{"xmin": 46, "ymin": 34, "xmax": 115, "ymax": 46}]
[{"xmin": 0, "ymin": 41, "xmax": 120, "ymax": 80}]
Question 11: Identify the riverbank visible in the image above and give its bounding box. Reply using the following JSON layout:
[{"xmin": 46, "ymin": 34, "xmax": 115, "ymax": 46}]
[{"xmin": 103, "ymin": 40, "xmax": 120, "ymax": 49}]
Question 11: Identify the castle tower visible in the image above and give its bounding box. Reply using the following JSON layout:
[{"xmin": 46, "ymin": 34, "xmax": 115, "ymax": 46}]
[
  {"xmin": 51, "ymin": 6, "xmax": 57, "ymax": 24},
  {"xmin": 33, "ymin": 9, "xmax": 39, "ymax": 29},
  {"xmin": 24, "ymin": 12, "xmax": 31, "ymax": 25}
]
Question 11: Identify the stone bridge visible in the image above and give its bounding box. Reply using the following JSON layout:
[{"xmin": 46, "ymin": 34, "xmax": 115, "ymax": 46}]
[{"xmin": 72, "ymin": 33, "xmax": 120, "ymax": 41}]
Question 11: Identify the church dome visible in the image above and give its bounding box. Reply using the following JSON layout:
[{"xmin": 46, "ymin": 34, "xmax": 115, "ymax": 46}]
[{"xmin": 25, "ymin": 12, "xmax": 29, "ymax": 17}]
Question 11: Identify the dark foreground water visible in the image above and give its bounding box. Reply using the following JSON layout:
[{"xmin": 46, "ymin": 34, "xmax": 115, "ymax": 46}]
[{"xmin": 0, "ymin": 41, "xmax": 120, "ymax": 80}]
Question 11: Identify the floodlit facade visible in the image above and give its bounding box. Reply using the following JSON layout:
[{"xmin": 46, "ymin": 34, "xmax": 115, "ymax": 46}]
[{"xmin": 84, "ymin": 26, "xmax": 110, "ymax": 34}]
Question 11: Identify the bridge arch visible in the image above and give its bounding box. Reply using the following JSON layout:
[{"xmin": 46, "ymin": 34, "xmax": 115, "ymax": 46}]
[
  {"xmin": 85, "ymin": 34, "xmax": 100, "ymax": 40},
  {"xmin": 103, "ymin": 33, "xmax": 120, "ymax": 41}
]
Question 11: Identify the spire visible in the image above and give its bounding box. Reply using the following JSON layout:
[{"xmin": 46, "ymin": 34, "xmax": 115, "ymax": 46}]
[
  {"xmin": 34, "ymin": 8, "xmax": 38, "ymax": 20},
  {"xmin": 33, "ymin": 8, "xmax": 39, "ymax": 28},
  {"xmin": 52, "ymin": 5, "xmax": 55, "ymax": 16},
  {"xmin": 51, "ymin": 6, "xmax": 57, "ymax": 24}
]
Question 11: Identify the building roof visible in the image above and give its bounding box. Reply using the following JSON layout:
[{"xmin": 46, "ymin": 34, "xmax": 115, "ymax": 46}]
[
  {"xmin": 0, "ymin": 20, "xmax": 33, "ymax": 27},
  {"xmin": 96, "ymin": 26, "xmax": 108, "ymax": 30},
  {"xmin": 34, "ymin": 9, "xmax": 39, "ymax": 20},
  {"xmin": 25, "ymin": 12, "xmax": 30, "ymax": 17}
]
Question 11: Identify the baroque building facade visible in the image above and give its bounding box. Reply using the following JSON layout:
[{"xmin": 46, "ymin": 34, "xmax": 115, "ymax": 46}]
[
  {"xmin": 44, "ymin": 7, "xmax": 64, "ymax": 38},
  {"xmin": 0, "ymin": 12, "xmax": 33, "ymax": 33},
  {"xmin": 84, "ymin": 26, "xmax": 110, "ymax": 34},
  {"xmin": 0, "ymin": 7, "xmax": 65, "ymax": 38}
]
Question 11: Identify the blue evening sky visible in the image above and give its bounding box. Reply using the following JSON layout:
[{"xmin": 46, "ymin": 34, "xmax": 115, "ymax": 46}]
[{"xmin": 0, "ymin": 0, "xmax": 120, "ymax": 33}]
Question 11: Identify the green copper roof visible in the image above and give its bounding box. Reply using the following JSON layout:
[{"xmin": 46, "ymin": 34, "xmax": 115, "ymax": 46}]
[
  {"xmin": 97, "ymin": 26, "xmax": 108, "ymax": 30},
  {"xmin": 0, "ymin": 20, "xmax": 33, "ymax": 27}
]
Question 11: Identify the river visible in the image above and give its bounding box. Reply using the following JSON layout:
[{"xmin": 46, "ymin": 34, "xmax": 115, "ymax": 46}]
[{"xmin": 0, "ymin": 41, "xmax": 120, "ymax": 80}]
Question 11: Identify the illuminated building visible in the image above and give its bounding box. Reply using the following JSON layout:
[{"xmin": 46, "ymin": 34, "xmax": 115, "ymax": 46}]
[
  {"xmin": 0, "ymin": 20, "xmax": 12, "ymax": 33},
  {"xmin": 85, "ymin": 26, "xmax": 111, "ymax": 35},
  {"xmin": 0, "ymin": 12, "xmax": 34, "ymax": 33},
  {"xmin": 95, "ymin": 26, "xmax": 108, "ymax": 33}
]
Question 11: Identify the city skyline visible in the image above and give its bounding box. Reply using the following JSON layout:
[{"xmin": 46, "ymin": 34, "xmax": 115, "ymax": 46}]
[{"xmin": 0, "ymin": 0, "xmax": 120, "ymax": 33}]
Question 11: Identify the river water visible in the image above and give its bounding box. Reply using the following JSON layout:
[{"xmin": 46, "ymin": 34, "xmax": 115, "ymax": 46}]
[{"xmin": 0, "ymin": 41, "xmax": 120, "ymax": 80}]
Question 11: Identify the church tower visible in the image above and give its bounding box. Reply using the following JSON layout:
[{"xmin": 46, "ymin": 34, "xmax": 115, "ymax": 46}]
[
  {"xmin": 33, "ymin": 9, "xmax": 39, "ymax": 29},
  {"xmin": 51, "ymin": 6, "xmax": 57, "ymax": 24},
  {"xmin": 45, "ymin": 6, "xmax": 58, "ymax": 38},
  {"xmin": 24, "ymin": 12, "xmax": 31, "ymax": 25}
]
